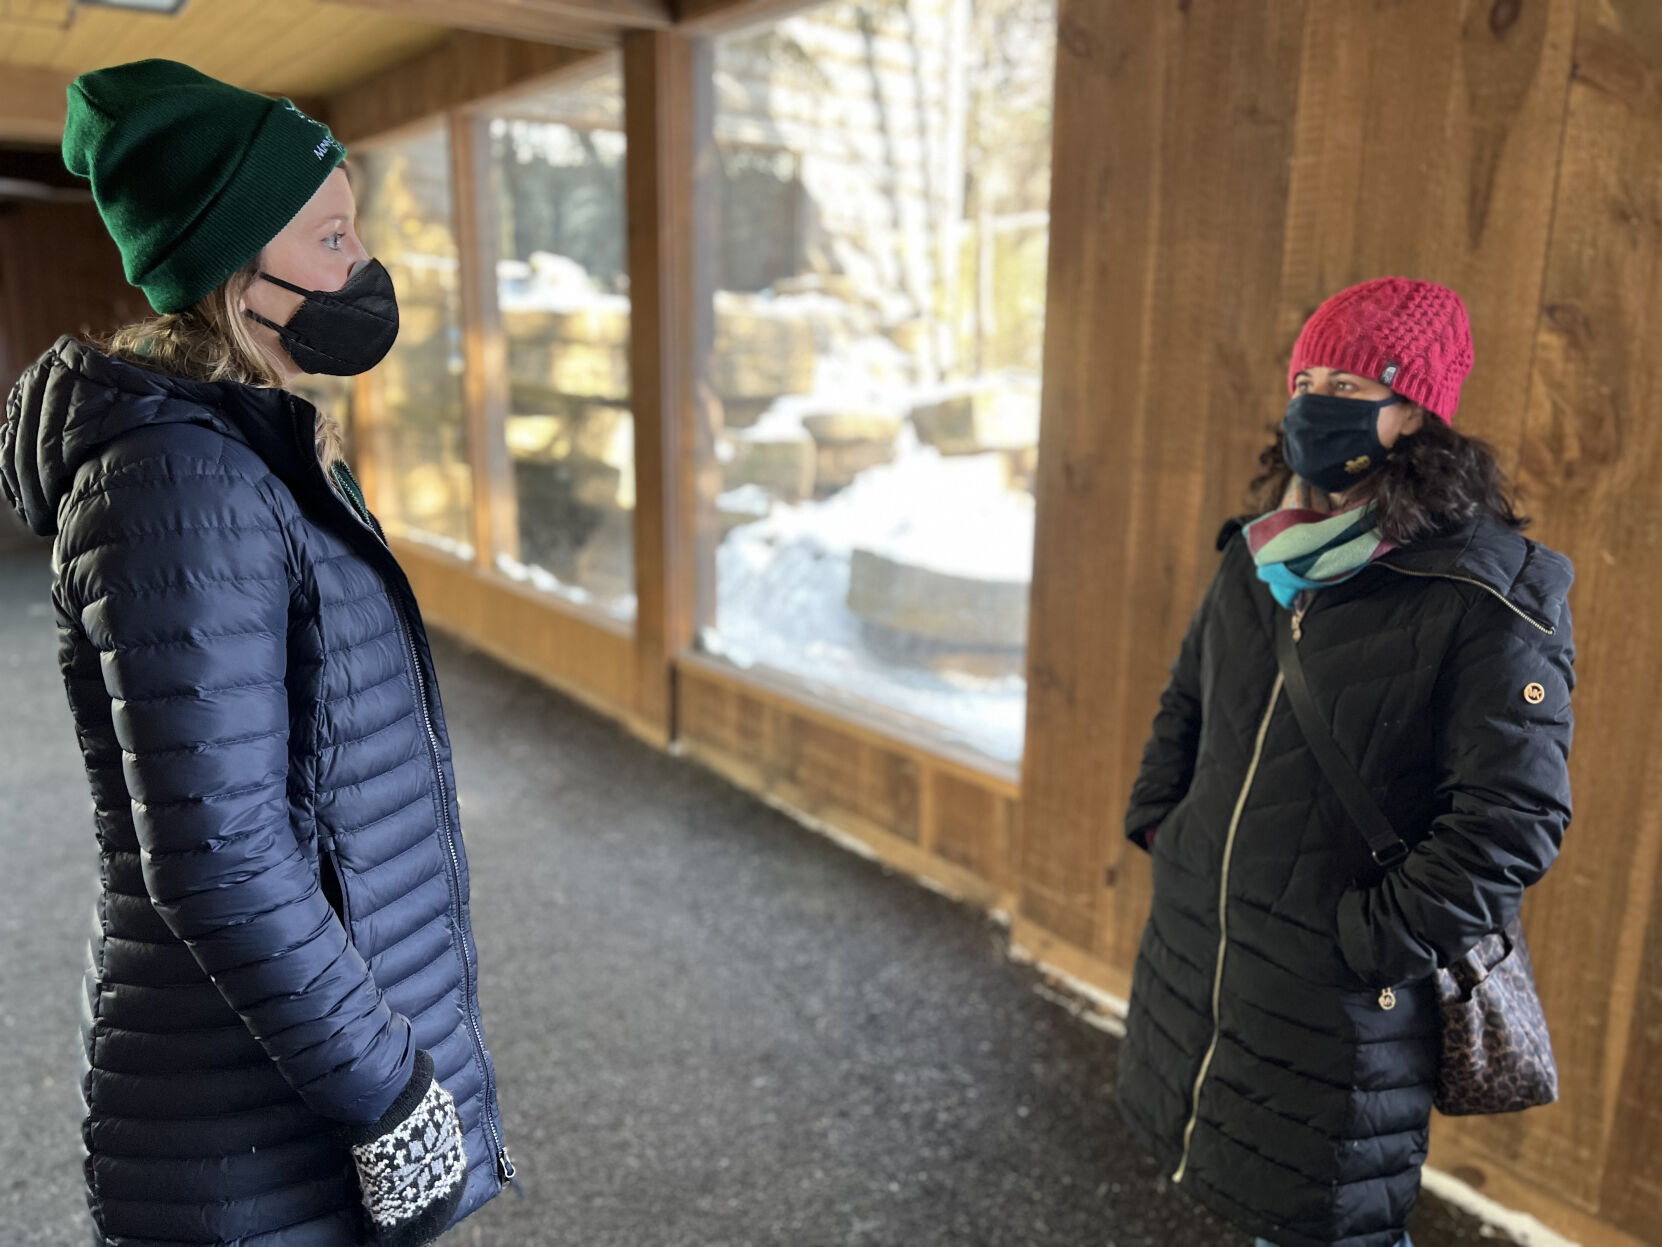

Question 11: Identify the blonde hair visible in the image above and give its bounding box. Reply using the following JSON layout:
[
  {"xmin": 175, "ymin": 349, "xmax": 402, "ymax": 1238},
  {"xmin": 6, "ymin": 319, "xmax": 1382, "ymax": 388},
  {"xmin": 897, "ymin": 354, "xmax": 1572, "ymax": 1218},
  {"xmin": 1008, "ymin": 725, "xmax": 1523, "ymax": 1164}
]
[{"xmin": 104, "ymin": 257, "xmax": 347, "ymax": 471}]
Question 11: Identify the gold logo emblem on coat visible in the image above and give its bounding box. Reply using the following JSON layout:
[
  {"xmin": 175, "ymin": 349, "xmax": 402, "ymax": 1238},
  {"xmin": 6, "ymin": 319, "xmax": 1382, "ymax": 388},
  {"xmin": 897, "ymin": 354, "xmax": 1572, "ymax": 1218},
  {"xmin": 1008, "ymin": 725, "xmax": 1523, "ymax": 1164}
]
[
  {"xmin": 1524, "ymin": 682, "xmax": 1546, "ymax": 705},
  {"xmin": 1345, "ymin": 455, "xmax": 1372, "ymax": 475},
  {"xmin": 1379, "ymin": 986, "xmax": 1397, "ymax": 1011}
]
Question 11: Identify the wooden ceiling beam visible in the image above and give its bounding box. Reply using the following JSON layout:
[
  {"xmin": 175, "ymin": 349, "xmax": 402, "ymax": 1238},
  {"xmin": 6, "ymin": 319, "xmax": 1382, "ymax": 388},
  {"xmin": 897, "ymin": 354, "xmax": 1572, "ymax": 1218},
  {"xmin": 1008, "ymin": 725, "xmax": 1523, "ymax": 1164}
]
[
  {"xmin": 0, "ymin": 65, "xmax": 75, "ymax": 146},
  {"xmin": 672, "ymin": 0, "xmax": 824, "ymax": 33},
  {"xmin": 327, "ymin": 31, "xmax": 600, "ymax": 143},
  {"xmin": 323, "ymin": 0, "xmax": 618, "ymax": 49},
  {"xmin": 488, "ymin": 0, "xmax": 671, "ymax": 24},
  {"xmin": 322, "ymin": 0, "xmax": 670, "ymax": 42}
]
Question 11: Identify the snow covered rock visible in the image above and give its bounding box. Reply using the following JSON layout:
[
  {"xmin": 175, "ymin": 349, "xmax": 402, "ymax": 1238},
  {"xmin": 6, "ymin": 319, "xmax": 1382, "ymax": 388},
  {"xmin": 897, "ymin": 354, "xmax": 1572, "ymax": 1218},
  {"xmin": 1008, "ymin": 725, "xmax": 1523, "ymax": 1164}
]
[
  {"xmin": 723, "ymin": 426, "xmax": 817, "ymax": 501},
  {"xmin": 909, "ymin": 383, "xmax": 1041, "ymax": 455},
  {"xmin": 800, "ymin": 407, "xmax": 904, "ymax": 495},
  {"xmin": 847, "ymin": 548, "xmax": 1029, "ymax": 649}
]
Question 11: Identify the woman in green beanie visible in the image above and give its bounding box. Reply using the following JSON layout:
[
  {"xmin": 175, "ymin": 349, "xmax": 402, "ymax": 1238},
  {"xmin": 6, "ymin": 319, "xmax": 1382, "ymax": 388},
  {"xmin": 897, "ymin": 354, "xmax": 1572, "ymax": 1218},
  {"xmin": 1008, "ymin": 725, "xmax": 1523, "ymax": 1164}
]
[{"xmin": 1, "ymin": 60, "xmax": 509, "ymax": 1246}]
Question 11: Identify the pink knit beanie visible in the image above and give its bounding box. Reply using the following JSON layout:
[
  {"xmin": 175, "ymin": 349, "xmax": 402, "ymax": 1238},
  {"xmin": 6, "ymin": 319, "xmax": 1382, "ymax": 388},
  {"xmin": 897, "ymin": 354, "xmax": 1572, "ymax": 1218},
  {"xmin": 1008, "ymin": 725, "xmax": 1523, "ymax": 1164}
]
[{"xmin": 1288, "ymin": 277, "xmax": 1474, "ymax": 422}]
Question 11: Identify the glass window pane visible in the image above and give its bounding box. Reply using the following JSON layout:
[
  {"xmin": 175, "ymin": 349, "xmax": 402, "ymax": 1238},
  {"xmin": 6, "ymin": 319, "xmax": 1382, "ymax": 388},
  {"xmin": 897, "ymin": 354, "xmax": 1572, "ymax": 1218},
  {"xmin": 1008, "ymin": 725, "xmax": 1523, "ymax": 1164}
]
[
  {"xmin": 487, "ymin": 60, "xmax": 636, "ymax": 622},
  {"xmin": 354, "ymin": 125, "xmax": 473, "ymax": 557},
  {"xmin": 700, "ymin": 0, "xmax": 1057, "ymax": 765}
]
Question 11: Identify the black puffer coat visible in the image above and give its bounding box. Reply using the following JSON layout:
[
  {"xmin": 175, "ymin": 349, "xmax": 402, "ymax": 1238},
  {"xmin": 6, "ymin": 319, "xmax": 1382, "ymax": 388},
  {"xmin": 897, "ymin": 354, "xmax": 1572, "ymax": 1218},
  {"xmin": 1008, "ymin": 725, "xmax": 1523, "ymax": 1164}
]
[
  {"xmin": 1117, "ymin": 515, "xmax": 1574, "ymax": 1247},
  {"xmin": 1, "ymin": 338, "xmax": 509, "ymax": 1244}
]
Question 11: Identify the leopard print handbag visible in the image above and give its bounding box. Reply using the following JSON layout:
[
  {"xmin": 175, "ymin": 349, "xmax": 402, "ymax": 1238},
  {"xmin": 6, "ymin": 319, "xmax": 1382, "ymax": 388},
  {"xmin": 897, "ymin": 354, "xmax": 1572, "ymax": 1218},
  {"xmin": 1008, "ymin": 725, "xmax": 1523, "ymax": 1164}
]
[{"xmin": 1433, "ymin": 917, "xmax": 1559, "ymax": 1116}]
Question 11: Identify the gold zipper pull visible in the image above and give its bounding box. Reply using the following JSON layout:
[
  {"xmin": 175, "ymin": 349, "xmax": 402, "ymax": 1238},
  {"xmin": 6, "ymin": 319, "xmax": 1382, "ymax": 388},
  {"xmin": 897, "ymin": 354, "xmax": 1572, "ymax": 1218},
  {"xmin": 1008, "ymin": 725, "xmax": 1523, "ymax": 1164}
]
[{"xmin": 1379, "ymin": 986, "xmax": 1397, "ymax": 1011}]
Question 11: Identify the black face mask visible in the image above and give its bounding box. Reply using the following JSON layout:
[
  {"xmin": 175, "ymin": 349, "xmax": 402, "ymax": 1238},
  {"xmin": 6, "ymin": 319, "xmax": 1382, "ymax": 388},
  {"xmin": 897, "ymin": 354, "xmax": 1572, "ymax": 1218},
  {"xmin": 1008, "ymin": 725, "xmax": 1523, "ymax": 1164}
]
[
  {"xmin": 244, "ymin": 258, "xmax": 399, "ymax": 376},
  {"xmin": 1281, "ymin": 392, "xmax": 1398, "ymax": 494}
]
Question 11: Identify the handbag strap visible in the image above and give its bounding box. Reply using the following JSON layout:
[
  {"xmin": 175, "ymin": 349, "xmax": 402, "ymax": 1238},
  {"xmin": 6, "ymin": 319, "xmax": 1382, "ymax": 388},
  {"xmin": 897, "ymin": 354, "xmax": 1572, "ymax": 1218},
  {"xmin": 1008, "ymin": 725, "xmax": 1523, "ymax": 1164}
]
[{"xmin": 1274, "ymin": 609, "xmax": 1410, "ymax": 868}]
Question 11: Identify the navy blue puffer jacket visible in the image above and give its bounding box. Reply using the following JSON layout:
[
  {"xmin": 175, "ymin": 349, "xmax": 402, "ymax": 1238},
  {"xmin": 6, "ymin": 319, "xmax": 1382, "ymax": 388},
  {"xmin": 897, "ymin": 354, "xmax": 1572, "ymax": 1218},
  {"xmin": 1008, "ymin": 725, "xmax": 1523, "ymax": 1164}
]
[{"xmin": 2, "ymin": 337, "xmax": 509, "ymax": 1245}]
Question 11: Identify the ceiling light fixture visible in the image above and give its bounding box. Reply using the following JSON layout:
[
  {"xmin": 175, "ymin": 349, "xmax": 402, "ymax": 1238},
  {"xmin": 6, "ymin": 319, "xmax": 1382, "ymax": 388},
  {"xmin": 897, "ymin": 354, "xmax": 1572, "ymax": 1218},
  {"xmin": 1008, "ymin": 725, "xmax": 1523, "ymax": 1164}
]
[{"xmin": 76, "ymin": 0, "xmax": 189, "ymax": 14}]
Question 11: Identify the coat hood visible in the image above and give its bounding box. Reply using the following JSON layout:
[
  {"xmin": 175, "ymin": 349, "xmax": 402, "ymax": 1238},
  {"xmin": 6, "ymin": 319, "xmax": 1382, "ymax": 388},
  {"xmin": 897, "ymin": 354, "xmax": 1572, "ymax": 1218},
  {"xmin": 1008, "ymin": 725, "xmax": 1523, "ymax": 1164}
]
[
  {"xmin": 1, "ymin": 335, "xmax": 308, "ymax": 538},
  {"xmin": 1378, "ymin": 516, "xmax": 1573, "ymax": 635}
]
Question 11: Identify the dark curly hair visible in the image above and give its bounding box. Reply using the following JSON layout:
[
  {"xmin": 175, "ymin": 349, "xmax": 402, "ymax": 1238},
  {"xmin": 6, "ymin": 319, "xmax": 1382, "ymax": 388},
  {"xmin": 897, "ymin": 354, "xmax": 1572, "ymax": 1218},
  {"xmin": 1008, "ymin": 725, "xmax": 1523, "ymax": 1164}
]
[{"xmin": 1247, "ymin": 414, "xmax": 1528, "ymax": 546}]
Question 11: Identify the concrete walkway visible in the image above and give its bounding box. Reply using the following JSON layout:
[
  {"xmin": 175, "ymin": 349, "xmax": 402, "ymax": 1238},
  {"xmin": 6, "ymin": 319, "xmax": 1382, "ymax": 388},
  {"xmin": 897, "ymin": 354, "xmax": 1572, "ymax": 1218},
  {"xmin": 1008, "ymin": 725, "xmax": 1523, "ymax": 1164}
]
[{"xmin": 0, "ymin": 545, "xmax": 1511, "ymax": 1247}]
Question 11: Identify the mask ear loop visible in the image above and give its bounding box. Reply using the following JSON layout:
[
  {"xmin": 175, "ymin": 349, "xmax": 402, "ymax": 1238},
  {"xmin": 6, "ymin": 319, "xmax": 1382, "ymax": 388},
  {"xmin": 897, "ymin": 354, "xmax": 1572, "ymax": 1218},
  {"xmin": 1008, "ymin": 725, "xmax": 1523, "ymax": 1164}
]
[
  {"xmin": 257, "ymin": 271, "xmax": 317, "ymax": 298},
  {"xmin": 244, "ymin": 307, "xmax": 289, "ymax": 333},
  {"xmin": 244, "ymin": 270, "xmax": 313, "ymax": 334}
]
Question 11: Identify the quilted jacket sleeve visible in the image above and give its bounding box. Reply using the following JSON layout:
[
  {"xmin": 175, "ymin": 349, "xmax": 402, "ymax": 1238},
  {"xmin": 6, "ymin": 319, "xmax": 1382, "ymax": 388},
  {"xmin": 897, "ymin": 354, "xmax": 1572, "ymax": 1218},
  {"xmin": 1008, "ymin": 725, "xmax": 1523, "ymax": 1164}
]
[
  {"xmin": 1123, "ymin": 563, "xmax": 1220, "ymax": 851},
  {"xmin": 59, "ymin": 448, "xmax": 414, "ymax": 1124},
  {"xmin": 1335, "ymin": 594, "xmax": 1575, "ymax": 987}
]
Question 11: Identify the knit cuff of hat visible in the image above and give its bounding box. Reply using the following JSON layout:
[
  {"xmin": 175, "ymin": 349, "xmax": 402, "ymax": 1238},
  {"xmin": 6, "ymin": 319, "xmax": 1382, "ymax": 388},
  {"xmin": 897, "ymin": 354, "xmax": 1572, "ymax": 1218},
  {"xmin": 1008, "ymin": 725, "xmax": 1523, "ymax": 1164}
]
[
  {"xmin": 131, "ymin": 101, "xmax": 346, "ymax": 314},
  {"xmin": 1289, "ymin": 325, "xmax": 1453, "ymax": 424}
]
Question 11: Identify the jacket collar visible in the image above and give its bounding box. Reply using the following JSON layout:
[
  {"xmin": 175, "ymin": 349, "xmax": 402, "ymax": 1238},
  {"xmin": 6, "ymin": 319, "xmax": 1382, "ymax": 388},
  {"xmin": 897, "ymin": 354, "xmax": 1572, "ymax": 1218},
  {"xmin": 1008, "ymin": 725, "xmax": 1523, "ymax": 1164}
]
[{"xmin": 1222, "ymin": 512, "xmax": 1572, "ymax": 635}]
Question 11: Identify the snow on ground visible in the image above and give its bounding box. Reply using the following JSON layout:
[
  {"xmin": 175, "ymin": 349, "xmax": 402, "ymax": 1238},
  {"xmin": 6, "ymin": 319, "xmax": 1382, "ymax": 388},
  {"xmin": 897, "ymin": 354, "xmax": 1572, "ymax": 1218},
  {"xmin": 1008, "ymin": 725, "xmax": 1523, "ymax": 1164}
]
[{"xmin": 707, "ymin": 432, "xmax": 1032, "ymax": 764}]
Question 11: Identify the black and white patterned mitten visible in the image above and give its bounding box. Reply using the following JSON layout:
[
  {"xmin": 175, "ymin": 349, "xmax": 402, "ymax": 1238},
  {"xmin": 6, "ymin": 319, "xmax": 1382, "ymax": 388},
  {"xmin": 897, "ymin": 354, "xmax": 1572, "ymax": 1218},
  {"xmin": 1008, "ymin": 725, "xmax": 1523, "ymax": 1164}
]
[{"xmin": 345, "ymin": 1050, "xmax": 469, "ymax": 1247}]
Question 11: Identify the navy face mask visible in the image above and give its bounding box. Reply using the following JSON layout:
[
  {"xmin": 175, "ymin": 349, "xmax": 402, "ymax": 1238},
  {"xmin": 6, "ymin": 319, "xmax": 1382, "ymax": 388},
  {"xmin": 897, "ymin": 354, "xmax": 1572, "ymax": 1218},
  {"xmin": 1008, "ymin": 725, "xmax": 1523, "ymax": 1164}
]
[
  {"xmin": 245, "ymin": 258, "xmax": 399, "ymax": 376},
  {"xmin": 1281, "ymin": 392, "xmax": 1398, "ymax": 494}
]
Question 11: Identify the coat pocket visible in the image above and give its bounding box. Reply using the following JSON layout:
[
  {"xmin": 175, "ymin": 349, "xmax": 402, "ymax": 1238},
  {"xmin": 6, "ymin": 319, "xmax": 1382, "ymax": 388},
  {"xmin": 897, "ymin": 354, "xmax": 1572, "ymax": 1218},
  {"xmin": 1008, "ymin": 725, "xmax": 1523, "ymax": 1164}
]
[{"xmin": 317, "ymin": 834, "xmax": 355, "ymax": 935}]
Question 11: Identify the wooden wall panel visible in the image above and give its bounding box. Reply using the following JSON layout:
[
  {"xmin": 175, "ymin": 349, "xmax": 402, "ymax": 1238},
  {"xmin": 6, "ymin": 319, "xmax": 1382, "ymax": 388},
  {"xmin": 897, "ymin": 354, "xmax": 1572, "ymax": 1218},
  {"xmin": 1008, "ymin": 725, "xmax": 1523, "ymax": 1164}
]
[
  {"xmin": 1019, "ymin": 0, "xmax": 1163, "ymax": 957},
  {"xmin": 0, "ymin": 199, "xmax": 145, "ymax": 396},
  {"xmin": 928, "ymin": 771, "xmax": 1015, "ymax": 892},
  {"xmin": 1024, "ymin": 0, "xmax": 1661, "ymax": 1243},
  {"xmin": 1022, "ymin": 0, "xmax": 1310, "ymax": 972},
  {"xmin": 1460, "ymin": 1, "xmax": 1662, "ymax": 1238},
  {"xmin": 1274, "ymin": 0, "xmax": 1576, "ymax": 461},
  {"xmin": 677, "ymin": 658, "xmax": 1013, "ymax": 913}
]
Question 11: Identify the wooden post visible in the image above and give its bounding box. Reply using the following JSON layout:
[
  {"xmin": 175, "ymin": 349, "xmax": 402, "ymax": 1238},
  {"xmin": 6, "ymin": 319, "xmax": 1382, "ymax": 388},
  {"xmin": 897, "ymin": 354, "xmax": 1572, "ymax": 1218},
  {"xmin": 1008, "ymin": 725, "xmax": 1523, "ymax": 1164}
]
[
  {"xmin": 449, "ymin": 110, "xmax": 520, "ymax": 574},
  {"xmin": 351, "ymin": 370, "xmax": 401, "ymax": 533},
  {"xmin": 624, "ymin": 29, "xmax": 717, "ymax": 742}
]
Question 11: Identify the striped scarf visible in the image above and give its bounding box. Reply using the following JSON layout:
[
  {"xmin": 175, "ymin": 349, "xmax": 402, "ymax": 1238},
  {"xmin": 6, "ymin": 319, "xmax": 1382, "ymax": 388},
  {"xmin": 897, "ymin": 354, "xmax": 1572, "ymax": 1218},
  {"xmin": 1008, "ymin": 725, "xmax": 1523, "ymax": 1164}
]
[{"xmin": 1245, "ymin": 500, "xmax": 1394, "ymax": 609}]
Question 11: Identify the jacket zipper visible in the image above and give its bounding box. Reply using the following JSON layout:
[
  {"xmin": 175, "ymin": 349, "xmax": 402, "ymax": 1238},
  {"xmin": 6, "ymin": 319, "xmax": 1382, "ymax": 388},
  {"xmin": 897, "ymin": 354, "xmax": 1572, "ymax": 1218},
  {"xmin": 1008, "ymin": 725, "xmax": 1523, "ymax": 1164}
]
[
  {"xmin": 306, "ymin": 427, "xmax": 515, "ymax": 1187},
  {"xmin": 1171, "ymin": 609, "xmax": 1295, "ymax": 1185},
  {"xmin": 1378, "ymin": 565, "xmax": 1553, "ymax": 635},
  {"xmin": 385, "ymin": 584, "xmax": 516, "ymax": 1187}
]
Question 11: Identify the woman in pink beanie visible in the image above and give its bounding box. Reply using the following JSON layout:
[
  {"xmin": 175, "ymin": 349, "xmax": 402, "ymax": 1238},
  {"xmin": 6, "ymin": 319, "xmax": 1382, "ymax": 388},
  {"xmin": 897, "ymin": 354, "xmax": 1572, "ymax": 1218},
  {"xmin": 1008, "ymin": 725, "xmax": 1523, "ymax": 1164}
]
[{"xmin": 1116, "ymin": 278, "xmax": 1576, "ymax": 1247}]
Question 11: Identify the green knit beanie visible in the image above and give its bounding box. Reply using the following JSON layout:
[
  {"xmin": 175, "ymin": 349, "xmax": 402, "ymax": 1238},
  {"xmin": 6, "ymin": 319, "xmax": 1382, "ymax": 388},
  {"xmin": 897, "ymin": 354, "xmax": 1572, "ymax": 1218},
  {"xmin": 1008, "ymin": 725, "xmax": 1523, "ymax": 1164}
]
[{"xmin": 63, "ymin": 59, "xmax": 347, "ymax": 314}]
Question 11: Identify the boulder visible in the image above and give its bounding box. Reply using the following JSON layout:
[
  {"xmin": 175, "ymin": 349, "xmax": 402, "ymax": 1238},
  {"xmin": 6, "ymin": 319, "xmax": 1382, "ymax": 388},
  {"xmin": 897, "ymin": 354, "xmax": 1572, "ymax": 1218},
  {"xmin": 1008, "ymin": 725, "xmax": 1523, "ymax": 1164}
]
[
  {"xmin": 713, "ymin": 295, "xmax": 819, "ymax": 398},
  {"xmin": 909, "ymin": 383, "xmax": 1041, "ymax": 455},
  {"xmin": 501, "ymin": 303, "xmax": 631, "ymax": 348},
  {"xmin": 715, "ymin": 485, "xmax": 772, "ymax": 539},
  {"xmin": 507, "ymin": 339, "xmax": 631, "ymax": 402},
  {"xmin": 503, "ymin": 407, "xmax": 634, "ymax": 509},
  {"xmin": 722, "ymin": 426, "xmax": 816, "ymax": 501},
  {"xmin": 800, "ymin": 408, "xmax": 903, "ymax": 495},
  {"xmin": 846, "ymin": 546, "xmax": 1029, "ymax": 650},
  {"xmin": 718, "ymin": 396, "xmax": 774, "ymax": 430}
]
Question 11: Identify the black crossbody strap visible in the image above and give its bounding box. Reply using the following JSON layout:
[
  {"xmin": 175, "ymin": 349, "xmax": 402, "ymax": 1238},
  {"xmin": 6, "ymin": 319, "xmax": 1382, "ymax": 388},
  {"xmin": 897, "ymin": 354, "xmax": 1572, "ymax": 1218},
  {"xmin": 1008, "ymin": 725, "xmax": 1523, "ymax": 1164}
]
[{"xmin": 1274, "ymin": 610, "xmax": 1410, "ymax": 868}]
